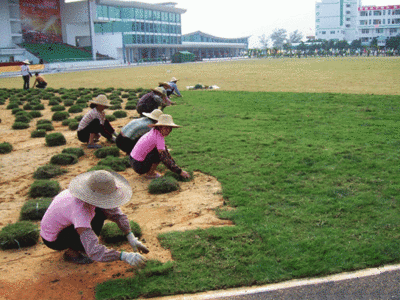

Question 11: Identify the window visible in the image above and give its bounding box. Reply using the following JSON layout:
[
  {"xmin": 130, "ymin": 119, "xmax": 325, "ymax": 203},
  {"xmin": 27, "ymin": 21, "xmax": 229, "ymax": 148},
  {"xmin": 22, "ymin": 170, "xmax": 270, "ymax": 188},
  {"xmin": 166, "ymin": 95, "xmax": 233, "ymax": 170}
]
[
  {"xmin": 362, "ymin": 29, "xmax": 369, "ymax": 34},
  {"xmin": 360, "ymin": 11, "xmax": 368, "ymax": 16},
  {"xmin": 388, "ymin": 19, "xmax": 390, "ymax": 23},
  {"xmin": 376, "ymin": 29, "xmax": 383, "ymax": 33},
  {"xmin": 369, "ymin": 19, "xmax": 371, "ymax": 24},
  {"xmin": 346, "ymin": 10, "xmax": 351, "ymax": 14},
  {"xmin": 346, "ymin": 4, "xmax": 351, "ymax": 7},
  {"xmin": 373, "ymin": 11, "xmax": 381, "ymax": 16},
  {"xmin": 373, "ymin": 19, "xmax": 381, "ymax": 25},
  {"xmin": 346, "ymin": 18, "xmax": 351, "ymax": 21},
  {"xmin": 390, "ymin": 28, "xmax": 398, "ymax": 34},
  {"xmin": 383, "ymin": 19, "xmax": 385, "ymax": 24},
  {"xmin": 383, "ymin": 10, "xmax": 386, "ymax": 15},
  {"xmin": 346, "ymin": 24, "xmax": 351, "ymax": 28},
  {"xmin": 322, "ymin": 31, "xmax": 326, "ymax": 34},
  {"xmin": 369, "ymin": 11, "xmax": 372, "ymax": 16},
  {"xmin": 96, "ymin": 5, "xmax": 108, "ymax": 18},
  {"xmin": 330, "ymin": 31, "xmax": 335, "ymax": 34},
  {"xmin": 136, "ymin": 9, "xmax": 144, "ymax": 20},
  {"xmin": 361, "ymin": 37, "xmax": 369, "ymax": 42},
  {"xmin": 394, "ymin": 9, "xmax": 400, "ymax": 15},
  {"xmin": 108, "ymin": 6, "xmax": 120, "ymax": 19},
  {"xmin": 360, "ymin": 20, "xmax": 368, "ymax": 25}
]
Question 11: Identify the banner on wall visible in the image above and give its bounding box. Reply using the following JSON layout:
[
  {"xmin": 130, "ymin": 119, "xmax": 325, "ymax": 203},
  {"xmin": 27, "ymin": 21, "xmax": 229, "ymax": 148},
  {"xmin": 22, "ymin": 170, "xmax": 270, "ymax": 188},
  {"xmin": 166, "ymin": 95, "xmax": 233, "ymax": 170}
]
[{"xmin": 20, "ymin": 0, "xmax": 62, "ymax": 43}]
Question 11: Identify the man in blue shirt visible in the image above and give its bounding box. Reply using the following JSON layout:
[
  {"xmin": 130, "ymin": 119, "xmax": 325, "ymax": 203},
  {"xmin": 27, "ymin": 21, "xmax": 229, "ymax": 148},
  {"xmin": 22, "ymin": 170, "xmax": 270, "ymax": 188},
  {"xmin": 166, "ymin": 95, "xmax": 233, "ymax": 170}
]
[
  {"xmin": 166, "ymin": 77, "xmax": 182, "ymax": 98},
  {"xmin": 116, "ymin": 109, "xmax": 163, "ymax": 155}
]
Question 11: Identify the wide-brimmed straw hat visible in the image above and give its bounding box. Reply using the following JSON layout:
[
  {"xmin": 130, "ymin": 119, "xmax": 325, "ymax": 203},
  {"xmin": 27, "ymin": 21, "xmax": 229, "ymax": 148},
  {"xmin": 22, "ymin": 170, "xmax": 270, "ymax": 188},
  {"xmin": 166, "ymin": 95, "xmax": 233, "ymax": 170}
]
[
  {"xmin": 152, "ymin": 87, "xmax": 167, "ymax": 97},
  {"xmin": 23, "ymin": 60, "xmax": 30, "ymax": 65},
  {"xmin": 90, "ymin": 94, "xmax": 110, "ymax": 107},
  {"xmin": 170, "ymin": 77, "xmax": 179, "ymax": 82},
  {"xmin": 158, "ymin": 82, "xmax": 171, "ymax": 89},
  {"xmin": 149, "ymin": 114, "xmax": 180, "ymax": 128},
  {"xmin": 69, "ymin": 170, "xmax": 132, "ymax": 209},
  {"xmin": 142, "ymin": 109, "xmax": 163, "ymax": 121}
]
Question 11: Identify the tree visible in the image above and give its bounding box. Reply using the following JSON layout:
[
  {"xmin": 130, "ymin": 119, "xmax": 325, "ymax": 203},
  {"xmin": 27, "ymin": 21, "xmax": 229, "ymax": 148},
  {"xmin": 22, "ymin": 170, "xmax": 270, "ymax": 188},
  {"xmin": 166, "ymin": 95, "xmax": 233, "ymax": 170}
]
[
  {"xmin": 270, "ymin": 28, "xmax": 287, "ymax": 49},
  {"xmin": 288, "ymin": 30, "xmax": 303, "ymax": 44},
  {"xmin": 258, "ymin": 34, "xmax": 269, "ymax": 49},
  {"xmin": 350, "ymin": 39, "xmax": 362, "ymax": 49},
  {"xmin": 386, "ymin": 36, "xmax": 400, "ymax": 51},
  {"xmin": 336, "ymin": 40, "xmax": 349, "ymax": 50}
]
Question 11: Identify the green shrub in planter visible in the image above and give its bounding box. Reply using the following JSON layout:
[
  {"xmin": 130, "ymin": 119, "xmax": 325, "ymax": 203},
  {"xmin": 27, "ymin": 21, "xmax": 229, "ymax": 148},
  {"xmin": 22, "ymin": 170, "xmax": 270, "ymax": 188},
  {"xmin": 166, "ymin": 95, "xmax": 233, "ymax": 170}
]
[
  {"xmin": 45, "ymin": 132, "xmax": 66, "ymax": 147},
  {"xmin": 19, "ymin": 198, "xmax": 52, "ymax": 221},
  {"xmin": 29, "ymin": 180, "xmax": 61, "ymax": 198},
  {"xmin": 31, "ymin": 129, "xmax": 47, "ymax": 138},
  {"xmin": 0, "ymin": 142, "xmax": 12, "ymax": 154},
  {"xmin": 51, "ymin": 105, "xmax": 65, "ymax": 112},
  {"xmin": 12, "ymin": 107, "xmax": 23, "ymax": 115},
  {"xmin": 68, "ymin": 105, "xmax": 83, "ymax": 113},
  {"xmin": 68, "ymin": 121, "xmax": 79, "ymax": 131},
  {"xmin": 62, "ymin": 147, "xmax": 84, "ymax": 158},
  {"xmin": 52, "ymin": 111, "xmax": 69, "ymax": 121},
  {"xmin": 0, "ymin": 221, "xmax": 40, "ymax": 250},
  {"xmin": 50, "ymin": 153, "xmax": 78, "ymax": 165},
  {"xmin": 113, "ymin": 110, "xmax": 127, "ymax": 118},
  {"xmin": 105, "ymin": 114, "xmax": 116, "ymax": 122},
  {"xmin": 33, "ymin": 164, "xmax": 67, "ymax": 179},
  {"xmin": 32, "ymin": 104, "xmax": 45, "ymax": 110},
  {"xmin": 148, "ymin": 177, "xmax": 179, "ymax": 194},
  {"xmin": 12, "ymin": 122, "xmax": 30, "ymax": 130},
  {"xmin": 36, "ymin": 123, "xmax": 54, "ymax": 131},
  {"xmin": 97, "ymin": 157, "xmax": 127, "ymax": 172},
  {"xmin": 163, "ymin": 170, "xmax": 194, "ymax": 182},
  {"xmin": 7, "ymin": 103, "xmax": 19, "ymax": 109},
  {"xmin": 15, "ymin": 115, "xmax": 31, "ymax": 123},
  {"xmin": 94, "ymin": 146, "xmax": 120, "ymax": 158},
  {"xmin": 28, "ymin": 110, "xmax": 42, "ymax": 118},
  {"xmin": 100, "ymin": 220, "xmax": 142, "ymax": 244},
  {"xmin": 37, "ymin": 119, "xmax": 52, "ymax": 125}
]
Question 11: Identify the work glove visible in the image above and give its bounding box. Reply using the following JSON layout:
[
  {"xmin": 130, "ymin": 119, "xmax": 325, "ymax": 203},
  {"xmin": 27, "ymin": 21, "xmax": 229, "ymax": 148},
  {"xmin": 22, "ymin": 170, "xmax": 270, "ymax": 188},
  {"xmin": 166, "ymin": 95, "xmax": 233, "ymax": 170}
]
[
  {"xmin": 127, "ymin": 232, "xmax": 149, "ymax": 254},
  {"xmin": 120, "ymin": 251, "xmax": 146, "ymax": 268}
]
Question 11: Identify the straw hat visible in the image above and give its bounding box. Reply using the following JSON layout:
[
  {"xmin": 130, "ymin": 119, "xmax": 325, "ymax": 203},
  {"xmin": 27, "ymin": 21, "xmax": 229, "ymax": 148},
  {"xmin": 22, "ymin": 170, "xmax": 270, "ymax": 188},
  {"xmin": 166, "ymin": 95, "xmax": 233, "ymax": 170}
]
[
  {"xmin": 142, "ymin": 109, "xmax": 163, "ymax": 121},
  {"xmin": 90, "ymin": 94, "xmax": 110, "ymax": 107},
  {"xmin": 170, "ymin": 77, "xmax": 179, "ymax": 82},
  {"xmin": 152, "ymin": 87, "xmax": 166, "ymax": 97},
  {"xmin": 69, "ymin": 170, "xmax": 132, "ymax": 209},
  {"xmin": 149, "ymin": 114, "xmax": 180, "ymax": 128},
  {"xmin": 23, "ymin": 60, "xmax": 30, "ymax": 65},
  {"xmin": 158, "ymin": 82, "xmax": 171, "ymax": 89}
]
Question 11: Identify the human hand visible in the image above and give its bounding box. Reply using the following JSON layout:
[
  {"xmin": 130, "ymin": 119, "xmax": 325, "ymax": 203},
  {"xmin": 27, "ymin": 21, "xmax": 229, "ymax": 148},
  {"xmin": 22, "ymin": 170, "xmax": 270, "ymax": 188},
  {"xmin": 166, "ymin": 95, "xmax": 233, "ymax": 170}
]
[
  {"xmin": 120, "ymin": 251, "xmax": 146, "ymax": 268},
  {"xmin": 127, "ymin": 232, "xmax": 149, "ymax": 254},
  {"xmin": 180, "ymin": 170, "xmax": 190, "ymax": 179}
]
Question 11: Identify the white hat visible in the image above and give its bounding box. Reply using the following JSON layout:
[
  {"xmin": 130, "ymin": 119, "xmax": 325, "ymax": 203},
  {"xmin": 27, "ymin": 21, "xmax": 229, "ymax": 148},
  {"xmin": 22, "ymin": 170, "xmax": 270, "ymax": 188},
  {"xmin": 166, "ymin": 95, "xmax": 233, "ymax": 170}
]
[
  {"xmin": 142, "ymin": 109, "xmax": 163, "ymax": 121},
  {"xmin": 149, "ymin": 114, "xmax": 180, "ymax": 128},
  {"xmin": 90, "ymin": 94, "xmax": 110, "ymax": 107},
  {"xmin": 69, "ymin": 170, "xmax": 132, "ymax": 209},
  {"xmin": 23, "ymin": 60, "xmax": 30, "ymax": 65},
  {"xmin": 170, "ymin": 77, "xmax": 178, "ymax": 82},
  {"xmin": 152, "ymin": 87, "xmax": 167, "ymax": 97}
]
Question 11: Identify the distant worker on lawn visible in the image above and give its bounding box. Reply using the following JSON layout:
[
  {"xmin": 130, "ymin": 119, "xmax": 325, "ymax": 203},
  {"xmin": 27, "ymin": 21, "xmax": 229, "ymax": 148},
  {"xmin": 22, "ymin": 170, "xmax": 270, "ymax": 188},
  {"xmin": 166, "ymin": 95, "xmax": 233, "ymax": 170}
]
[
  {"xmin": 116, "ymin": 109, "xmax": 163, "ymax": 155},
  {"xmin": 20, "ymin": 60, "xmax": 31, "ymax": 90},
  {"xmin": 166, "ymin": 77, "xmax": 182, "ymax": 98},
  {"xmin": 136, "ymin": 87, "xmax": 171, "ymax": 116},
  {"xmin": 40, "ymin": 170, "xmax": 148, "ymax": 267},
  {"xmin": 130, "ymin": 114, "xmax": 190, "ymax": 180},
  {"xmin": 32, "ymin": 72, "xmax": 47, "ymax": 89},
  {"xmin": 77, "ymin": 94, "xmax": 117, "ymax": 149}
]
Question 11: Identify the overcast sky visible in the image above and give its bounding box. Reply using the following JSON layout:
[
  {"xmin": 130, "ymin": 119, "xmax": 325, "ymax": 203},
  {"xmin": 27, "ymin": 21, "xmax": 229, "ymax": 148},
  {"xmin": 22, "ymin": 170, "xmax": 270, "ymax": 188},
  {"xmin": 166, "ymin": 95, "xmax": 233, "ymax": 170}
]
[{"xmin": 66, "ymin": 0, "xmax": 397, "ymax": 47}]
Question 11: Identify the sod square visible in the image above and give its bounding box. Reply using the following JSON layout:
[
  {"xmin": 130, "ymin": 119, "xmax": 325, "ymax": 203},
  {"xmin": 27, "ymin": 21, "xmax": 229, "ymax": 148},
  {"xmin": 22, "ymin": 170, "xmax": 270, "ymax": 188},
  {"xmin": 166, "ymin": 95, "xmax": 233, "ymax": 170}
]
[
  {"xmin": 62, "ymin": 147, "xmax": 85, "ymax": 158},
  {"xmin": 31, "ymin": 129, "xmax": 47, "ymax": 138},
  {"xmin": 0, "ymin": 221, "xmax": 40, "ymax": 250},
  {"xmin": 113, "ymin": 110, "xmax": 127, "ymax": 118},
  {"xmin": 12, "ymin": 122, "xmax": 30, "ymax": 130},
  {"xmin": 45, "ymin": 132, "xmax": 66, "ymax": 147},
  {"xmin": 94, "ymin": 146, "xmax": 120, "ymax": 158},
  {"xmin": 97, "ymin": 156, "xmax": 127, "ymax": 172},
  {"xmin": 100, "ymin": 220, "xmax": 142, "ymax": 244},
  {"xmin": 50, "ymin": 153, "xmax": 78, "ymax": 165},
  {"xmin": 51, "ymin": 105, "xmax": 66, "ymax": 112},
  {"xmin": 19, "ymin": 198, "xmax": 52, "ymax": 221},
  {"xmin": 52, "ymin": 111, "xmax": 70, "ymax": 121},
  {"xmin": 29, "ymin": 180, "xmax": 61, "ymax": 198},
  {"xmin": 148, "ymin": 177, "xmax": 179, "ymax": 194},
  {"xmin": 33, "ymin": 164, "xmax": 67, "ymax": 179},
  {"xmin": 0, "ymin": 142, "xmax": 13, "ymax": 154},
  {"xmin": 36, "ymin": 123, "xmax": 54, "ymax": 131}
]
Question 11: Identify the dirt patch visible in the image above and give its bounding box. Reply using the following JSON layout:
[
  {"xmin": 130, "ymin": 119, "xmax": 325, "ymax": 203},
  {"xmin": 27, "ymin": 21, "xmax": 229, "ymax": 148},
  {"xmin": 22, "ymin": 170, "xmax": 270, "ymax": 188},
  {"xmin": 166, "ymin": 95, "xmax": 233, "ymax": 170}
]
[{"xmin": 0, "ymin": 104, "xmax": 233, "ymax": 300}]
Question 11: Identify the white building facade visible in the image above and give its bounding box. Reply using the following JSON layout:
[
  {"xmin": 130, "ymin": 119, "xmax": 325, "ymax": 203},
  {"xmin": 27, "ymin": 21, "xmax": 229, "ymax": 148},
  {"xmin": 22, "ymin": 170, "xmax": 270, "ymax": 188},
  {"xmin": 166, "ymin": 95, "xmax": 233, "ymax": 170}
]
[{"xmin": 315, "ymin": 0, "xmax": 400, "ymax": 45}]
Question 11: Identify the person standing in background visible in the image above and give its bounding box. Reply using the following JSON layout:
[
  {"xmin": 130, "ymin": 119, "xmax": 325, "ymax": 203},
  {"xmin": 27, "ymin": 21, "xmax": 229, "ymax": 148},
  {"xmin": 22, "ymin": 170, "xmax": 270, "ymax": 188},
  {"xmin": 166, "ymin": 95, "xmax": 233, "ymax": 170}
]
[{"xmin": 21, "ymin": 60, "xmax": 31, "ymax": 90}]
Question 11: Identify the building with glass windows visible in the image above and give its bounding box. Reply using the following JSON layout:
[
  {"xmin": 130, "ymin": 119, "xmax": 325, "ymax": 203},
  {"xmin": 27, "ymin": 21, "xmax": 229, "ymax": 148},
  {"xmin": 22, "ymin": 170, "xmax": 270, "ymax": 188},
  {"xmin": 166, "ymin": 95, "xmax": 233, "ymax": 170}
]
[
  {"xmin": 180, "ymin": 31, "xmax": 249, "ymax": 59},
  {"xmin": 315, "ymin": 0, "xmax": 400, "ymax": 45}
]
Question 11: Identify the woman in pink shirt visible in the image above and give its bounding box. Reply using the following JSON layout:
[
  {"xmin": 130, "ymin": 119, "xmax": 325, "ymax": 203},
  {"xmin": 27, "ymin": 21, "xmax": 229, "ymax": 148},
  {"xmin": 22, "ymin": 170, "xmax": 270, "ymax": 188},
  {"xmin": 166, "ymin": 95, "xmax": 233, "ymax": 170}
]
[
  {"xmin": 130, "ymin": 114, "xmax": 190, "ymax": 179},
  {"xmin": 41, "ymin": 170, "xmax": 148, "ymax": 266}
]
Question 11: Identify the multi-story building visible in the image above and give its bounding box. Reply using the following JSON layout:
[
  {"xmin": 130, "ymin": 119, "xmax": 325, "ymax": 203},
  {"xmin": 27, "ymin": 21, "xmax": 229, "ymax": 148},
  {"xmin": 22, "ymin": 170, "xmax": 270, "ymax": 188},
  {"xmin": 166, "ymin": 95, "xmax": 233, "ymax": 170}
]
[
  {"xmin": 315, "ymin": 0, "xmax": 400, "ymax": 45},
  {"xmin": 315, "ymin": 0, "xmax": 361, "ymax": 42}
]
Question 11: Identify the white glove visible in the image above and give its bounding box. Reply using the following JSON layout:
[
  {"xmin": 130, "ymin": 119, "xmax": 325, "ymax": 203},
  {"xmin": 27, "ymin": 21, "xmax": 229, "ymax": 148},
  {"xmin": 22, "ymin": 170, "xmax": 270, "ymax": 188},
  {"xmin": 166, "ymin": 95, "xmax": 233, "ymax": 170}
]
[
  {"xmin": 120, "ymin": 251, "xmax": 146, "ymax": 268},
  {"xmin": 127, "ymin": 232, "xmax": 149, "ymax": 254}
]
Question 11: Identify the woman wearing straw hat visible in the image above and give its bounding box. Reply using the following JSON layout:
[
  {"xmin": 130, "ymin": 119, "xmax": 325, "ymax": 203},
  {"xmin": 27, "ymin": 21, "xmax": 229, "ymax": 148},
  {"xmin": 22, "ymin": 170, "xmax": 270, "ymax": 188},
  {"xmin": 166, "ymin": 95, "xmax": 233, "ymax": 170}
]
[
  {"xmin": 116, "ymin": 109, "xmax": 163, "ymax": 155},
  {"xmin": 166, "ymin": 77, "xmax": 182, "ymax": 98},
  {"xmin": 41, "ymin": 170, "xmax": 148, "ymax": 266},
  {"xmin": 130, "ymin": 114, "xmax": 190, "ymax": 179},
  {"xmin": 77, "ymin": 94, "xmax": 117, "ymax": 149},
  {"xmin": 136, "ymin": 87, "xmax": 171, "ymax": 116},
  {"xmin": 21, "ymin": 60, "xmax": 32, "ymax": 90}
]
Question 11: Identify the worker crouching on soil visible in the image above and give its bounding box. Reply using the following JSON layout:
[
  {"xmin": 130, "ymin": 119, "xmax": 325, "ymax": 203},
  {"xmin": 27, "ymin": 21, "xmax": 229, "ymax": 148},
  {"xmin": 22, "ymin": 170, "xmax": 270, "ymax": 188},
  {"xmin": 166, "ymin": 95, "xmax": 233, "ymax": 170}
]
[
  {"xmin": 130, "ymin": 114, "xmax": 190, "ymax": 180},
  {"xmin": 40, "ymin": 170, "xmax": 148, "ymax": 267},
  {"xmin": 136, "ymin": 87, "xmax": 172, "ymax": 116}
]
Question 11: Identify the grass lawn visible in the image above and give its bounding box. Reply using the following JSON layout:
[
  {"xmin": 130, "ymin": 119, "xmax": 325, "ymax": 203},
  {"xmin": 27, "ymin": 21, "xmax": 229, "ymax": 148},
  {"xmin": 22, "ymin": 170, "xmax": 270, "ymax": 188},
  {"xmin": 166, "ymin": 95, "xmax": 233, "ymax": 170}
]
[
  {"xmin": 96, "ymin": 90, "xmax": 400, "ymax": 299},
  {"xmin": 1, "ymin": 57, "xmax": 400, "ymax": 95}
]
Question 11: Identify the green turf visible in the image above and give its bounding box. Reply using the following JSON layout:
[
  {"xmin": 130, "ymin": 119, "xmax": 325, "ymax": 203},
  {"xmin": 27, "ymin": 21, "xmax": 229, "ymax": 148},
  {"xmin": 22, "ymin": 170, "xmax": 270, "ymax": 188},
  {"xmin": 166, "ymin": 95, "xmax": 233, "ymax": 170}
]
[{"xmin": 96, "ymin": 90, "xmax": 400, "ymax": 299}]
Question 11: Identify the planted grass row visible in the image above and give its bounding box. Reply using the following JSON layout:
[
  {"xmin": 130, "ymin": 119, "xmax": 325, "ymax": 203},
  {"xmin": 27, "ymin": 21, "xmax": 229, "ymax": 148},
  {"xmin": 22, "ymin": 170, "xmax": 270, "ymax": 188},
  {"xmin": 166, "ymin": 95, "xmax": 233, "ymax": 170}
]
[{"xmin": 97, "ymin": 90, "xmax": 400, "ymax": 299}]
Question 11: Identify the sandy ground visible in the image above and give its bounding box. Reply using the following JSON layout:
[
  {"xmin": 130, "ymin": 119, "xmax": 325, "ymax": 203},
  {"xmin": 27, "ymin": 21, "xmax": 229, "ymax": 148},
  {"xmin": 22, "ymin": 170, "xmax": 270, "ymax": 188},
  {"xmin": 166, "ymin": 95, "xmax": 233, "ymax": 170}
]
[{"xmin": 0, "ymin": 101, "xmax": 233, "ymax": 300}]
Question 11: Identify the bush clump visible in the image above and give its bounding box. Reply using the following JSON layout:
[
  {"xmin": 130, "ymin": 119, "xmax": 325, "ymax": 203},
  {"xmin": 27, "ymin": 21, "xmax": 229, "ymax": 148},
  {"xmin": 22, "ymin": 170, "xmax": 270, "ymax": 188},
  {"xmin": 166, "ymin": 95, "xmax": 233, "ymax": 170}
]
[
  {"xmin": 100, "ymin": 220, "xmax": 142, "ymax": 244},
  {"xmin": 148, "ymin": 177, "xmax": 179, "ymax": 194},
  {"xmin": 45, "ymin": 132, "xmax": 66, "ymax": 147},
  {"xmin": 14, "ymin": 115, "xmax": 31, "ymax": 123},
  {"xmin": 0, "ymin": 142, "xmax": 13, "ymax": 154},
  {"xmin": 33, "ymin": 164, "xmax": 67, "ymax": 179},
  {"xmin": 50, "ymin": 153, "xmax": 78, "ymax": 165},
  {"xmin": 12, "ymin": 122, "xmax": 30, "ymax": 130},
  {"xmin": 97, "ymin": 156, "xmax": 127, "ymax": 172},
  {"xmin": 28, "ymin": 110, "xmax": 42, "ymax": 118},
  {"xmin": 19, "ymin": 198, "xmax": 52, "ymax": 221},
  {"xmin": 36, "ymin": 119, "xmax": 52, "ymax": 125},
  {"xmin": 125, "ymin": 102, "xmax": 137, "ymax": 110},
  {"xmin": 105, "ymin": 114, "xmax": 116, "ymax": 122},
  {"xmin": 52, "ymin": 111, "xmax": 69, "ymax": 121},
  {"xmin": 94, "ymin": 146, "xmax": 120, "ymax": 158},
  {"xmin": 61, "ymin": 118, "xmax": 75, "ymax": 126},
  {"xmin": 113, "ymin": 110, "xmax": 127, "ymax": 118},
  {"xmin": 31, "ymin": 129, "xmax": 47, "ymax": 138},
  {"xmin": 29, "ymin": 180, "xmax": 61, "ymax": 198},
  {"xmin": 163, "ymin": 170, "xmax": 193, "ymax": 182},
  {"xmin": 32, "ymin": 104, "xmax": 45, "ymax": 110},
  {"xmin": 0, "ymin": 221, "xmax": 40, "ymax": 250},
  {"xmin": 36, "ymin": 123, "xmax": 54, "ymax": 131},
  {"xmin": 6, "ymin": 103, "xmax": 19, "ymax": 110},
  {"xmin": 62, "ymin": 147, "xmax": 84, "ymax": 158},
  {"xmin": 68, "ymin": 105, "xmax": 83, "ymax": 113},
  {"xmin": 68, "ymin": 121, "xmax": 79, "ymax": 130}
]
